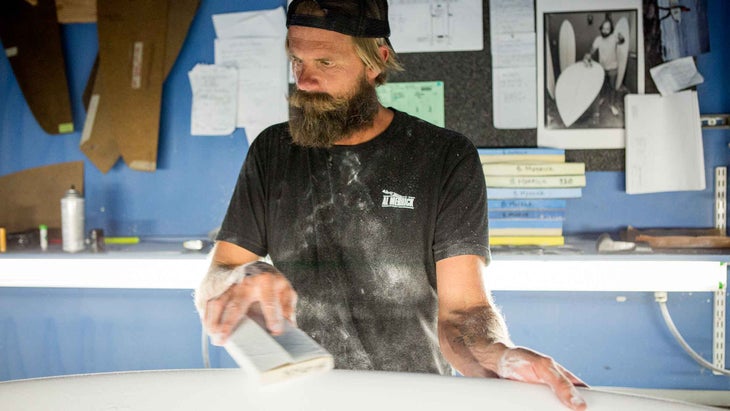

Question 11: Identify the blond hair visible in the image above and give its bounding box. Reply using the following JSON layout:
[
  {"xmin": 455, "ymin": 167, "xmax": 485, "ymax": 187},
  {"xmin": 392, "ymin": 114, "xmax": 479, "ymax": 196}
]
[{"xmin": 352, "ymin": 37, "xmax": 404, "ymax": 85}]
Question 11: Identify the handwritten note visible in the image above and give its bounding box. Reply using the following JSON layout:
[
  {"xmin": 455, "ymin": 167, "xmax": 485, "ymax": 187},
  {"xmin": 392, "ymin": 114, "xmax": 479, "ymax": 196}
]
[
  {"xmin": 489, "ymin": 0, "xmax": 536, "ymax": 129},
  {"xmin": 214, "ymin": 37, "xmax": 289, "ymax": 140},
  {"xmin": 491, "ymin": 33, "xmax": 536, "ymax": 68},
  {"xmin": 492, "ymin": 67, "xmax": 537, "ymax": 129},
  {"xmin": 489, "ymin": 0, "xmax": 534, "ymax": 33},
  {"xmin": 188, "ymin": 64, "xmax": 238, "ymax": 136},
  {"xmin": 211, "ymin": 7, "xmax": 288, "ymax": 144}
]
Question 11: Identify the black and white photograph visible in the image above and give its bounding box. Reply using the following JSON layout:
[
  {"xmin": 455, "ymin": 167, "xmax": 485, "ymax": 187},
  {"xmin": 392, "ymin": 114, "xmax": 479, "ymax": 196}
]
[{"xmin": 537, "ymin": 0, "xmax": 644, "ymax": 149}]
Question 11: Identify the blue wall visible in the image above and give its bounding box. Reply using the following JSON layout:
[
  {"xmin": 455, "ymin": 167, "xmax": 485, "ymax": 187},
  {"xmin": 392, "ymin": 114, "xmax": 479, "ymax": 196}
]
[
  {"xmin": 0, "ymin": 0, "xmax": 727, "ymax": 236},
  {"xmin": 1, "ymin": 0, "xmax": 729, "ymax": 393},
  {"xmin": 0, "ymin": 287, "xmax": 723, "ymax": 391},
  {"xmin": 0, "ymin": 0, "xmax": 287, "ymax": 237}
]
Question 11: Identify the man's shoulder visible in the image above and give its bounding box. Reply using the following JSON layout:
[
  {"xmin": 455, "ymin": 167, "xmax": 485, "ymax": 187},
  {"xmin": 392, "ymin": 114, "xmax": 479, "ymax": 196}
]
[
  {"xmin": 393, "ymin": 109, "xmax": 472, "ymax": 147},
  {"xmin": 248, "ymin": 122, "xmax": 292, "ymax": 150},
  {"xmin": 255, "ymin": 121, "xmax": 290, "ymax": 140}
]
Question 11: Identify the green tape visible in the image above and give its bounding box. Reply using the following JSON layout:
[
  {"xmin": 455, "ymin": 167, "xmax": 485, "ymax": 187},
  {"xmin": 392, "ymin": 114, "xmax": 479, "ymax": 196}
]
[
  {"xmin": 58, "ymin": 123, "xmax": 74, "ymax": 133},
  {"xmin": 104, "ymin": 237, "xmax": 140, "ymax": 245}
]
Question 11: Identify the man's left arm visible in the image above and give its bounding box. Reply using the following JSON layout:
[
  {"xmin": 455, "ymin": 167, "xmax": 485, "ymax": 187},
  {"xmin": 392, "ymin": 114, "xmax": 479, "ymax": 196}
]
[{"xmin": 436, "ymin": 254, "xmax": 587, "ymax": 411}]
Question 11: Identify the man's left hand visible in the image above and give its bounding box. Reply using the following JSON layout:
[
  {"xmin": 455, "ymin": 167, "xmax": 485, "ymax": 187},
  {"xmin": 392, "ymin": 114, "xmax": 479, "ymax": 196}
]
[{"xmin": 494, "ymin": 345, "xmax": 587, "ymax": 411}]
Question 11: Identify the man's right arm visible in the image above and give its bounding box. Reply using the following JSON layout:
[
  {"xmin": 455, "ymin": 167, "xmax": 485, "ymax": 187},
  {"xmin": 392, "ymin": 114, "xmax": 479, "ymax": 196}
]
[
  {"xmin": 584, "ymin": 40, "xmax": 599, "ymax": 66},
  {"xmin": 194, "ymin": 241, "xmax": 298, "ymax": 344}
]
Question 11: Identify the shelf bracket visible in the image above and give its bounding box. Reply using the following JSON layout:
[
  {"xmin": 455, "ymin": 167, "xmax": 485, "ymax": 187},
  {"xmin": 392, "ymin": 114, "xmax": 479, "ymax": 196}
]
[
  {"xmin": 716, "ymin": 167, "xmax": 727, "ymax": 235},
  {"xmin": 701, "ymin": 114, "xmax": 730, "ymax": 129},
  {"xmin": 714, "ymin": 283, "xmax": 726, "ymax": 375}
]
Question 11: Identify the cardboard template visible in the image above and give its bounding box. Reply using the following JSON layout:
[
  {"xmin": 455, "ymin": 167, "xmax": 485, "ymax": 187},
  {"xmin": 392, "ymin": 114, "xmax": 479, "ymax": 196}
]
[
  {"xmin": 95, "ymin": 0, "xmax": 169, "ymax": 172},
  {"xmin": 54, "ymin": 0, "xmax": 95, "ymax": 23},
  {"xmin": 80, "ymin": 71, "xmax": 122, "ymax": 174},
  {"xmin": 81, "ymin": 0, "xmax": 199, "ymax": 173},
  {"xmin": 0, "ymin": 0, "xmax": 74, "ymax": 135},
  {"xmin": 0, "ymin": 162, "xmax": 84, "ymax": 233}
]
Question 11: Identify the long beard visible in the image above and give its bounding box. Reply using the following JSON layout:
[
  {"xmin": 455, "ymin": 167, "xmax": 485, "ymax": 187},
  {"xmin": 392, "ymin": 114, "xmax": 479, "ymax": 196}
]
[{"xmin": 288, "ymin": 76, "xmax": 380, "ymax": 148}]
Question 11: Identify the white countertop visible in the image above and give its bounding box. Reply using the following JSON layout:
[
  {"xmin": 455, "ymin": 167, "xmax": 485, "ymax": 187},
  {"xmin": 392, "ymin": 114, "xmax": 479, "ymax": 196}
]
[{"xmin": 0, "ymin": 238, "xmax": 726, "ymax": 292}]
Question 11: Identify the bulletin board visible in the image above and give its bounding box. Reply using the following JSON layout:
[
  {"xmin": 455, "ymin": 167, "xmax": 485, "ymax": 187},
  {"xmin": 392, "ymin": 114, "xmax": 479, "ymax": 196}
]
[{"xmin": 388, "ymin": 0, "xmax": 662, "ymax": 171}]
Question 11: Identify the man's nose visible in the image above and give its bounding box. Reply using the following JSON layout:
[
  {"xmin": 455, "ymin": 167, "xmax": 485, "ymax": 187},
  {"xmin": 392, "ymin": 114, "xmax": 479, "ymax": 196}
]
[{"xmin": 294, "ymin": 64, "xmax": 320, "ymax": 92}]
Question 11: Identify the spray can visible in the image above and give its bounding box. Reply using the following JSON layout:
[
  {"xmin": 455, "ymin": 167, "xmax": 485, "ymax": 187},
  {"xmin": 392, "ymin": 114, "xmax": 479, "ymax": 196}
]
[{"xmin": 61, "ymin": 185, "xmax": 85, "ymax": 252}]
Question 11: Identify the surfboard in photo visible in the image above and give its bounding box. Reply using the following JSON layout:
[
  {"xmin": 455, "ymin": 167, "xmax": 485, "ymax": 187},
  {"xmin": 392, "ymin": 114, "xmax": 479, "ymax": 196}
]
[
  {"xmin": 558, "ymin": 20, "xmax": 575, "ymax": 74},
  {"xmin": 615, "ymin": 16, "xmax": 630, "ymax": 90},
  {"xmin": 555, "ymin": 61, "xmax": 604, "ymax": 127},
  {"xmin": 546, "ymin": 31, "xmax": 556, "ymax": 99}
]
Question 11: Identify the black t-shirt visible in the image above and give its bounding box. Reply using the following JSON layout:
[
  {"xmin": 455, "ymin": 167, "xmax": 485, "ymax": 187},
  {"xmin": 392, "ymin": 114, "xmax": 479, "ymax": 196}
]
[{"xmin": 217, "ymin": 109, "xmax": 489, "ymax": 375}]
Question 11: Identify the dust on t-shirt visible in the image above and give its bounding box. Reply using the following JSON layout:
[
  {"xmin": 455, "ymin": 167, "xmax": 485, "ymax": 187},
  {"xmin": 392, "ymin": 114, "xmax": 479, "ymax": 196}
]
[{"xmin": 217, "ymin": 109, "xmax": 489, "ymax": 374}]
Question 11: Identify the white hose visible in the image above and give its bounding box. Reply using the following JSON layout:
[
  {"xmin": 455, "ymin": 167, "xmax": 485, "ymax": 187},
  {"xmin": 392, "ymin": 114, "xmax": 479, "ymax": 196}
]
[{"xmin": 656, "ymin": 292, "xmax": 730, "ymax": 376}]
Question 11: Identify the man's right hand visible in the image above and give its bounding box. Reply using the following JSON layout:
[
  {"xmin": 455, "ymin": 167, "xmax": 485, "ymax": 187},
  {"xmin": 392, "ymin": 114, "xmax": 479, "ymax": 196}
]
[
  {"xmin": 201, "ymin": 261, "xmax": 298, "ymax": 345},
  {"xmin": 582, "ymin": 53, "xmax": 593, "ymax": 67}
]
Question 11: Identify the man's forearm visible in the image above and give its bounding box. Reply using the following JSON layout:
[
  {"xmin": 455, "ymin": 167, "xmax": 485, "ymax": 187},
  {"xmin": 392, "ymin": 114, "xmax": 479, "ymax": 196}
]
[
  {"xmin": 450, "ymin": 305, "xmax": 510, "ymax": 347},
  {"xmin": 438, "ymin": 303, "xmax": 513, "ymax": 375}
]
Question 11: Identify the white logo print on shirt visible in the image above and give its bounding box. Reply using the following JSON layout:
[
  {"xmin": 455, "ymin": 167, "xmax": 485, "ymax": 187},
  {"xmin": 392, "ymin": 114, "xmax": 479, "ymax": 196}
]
[{"xmin": 381, "ymin": 190, "xmax": 415, "ymax": 209}]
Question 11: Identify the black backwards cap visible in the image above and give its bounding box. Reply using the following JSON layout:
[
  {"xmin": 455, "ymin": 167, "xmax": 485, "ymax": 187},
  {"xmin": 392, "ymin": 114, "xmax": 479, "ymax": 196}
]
[{"xmin": 286, "ymin": 0, "xmax": 392, "ymax": 42}]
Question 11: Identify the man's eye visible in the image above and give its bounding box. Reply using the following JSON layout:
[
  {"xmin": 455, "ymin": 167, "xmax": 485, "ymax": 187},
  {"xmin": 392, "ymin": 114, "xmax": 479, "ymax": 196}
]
[{"xmin": 320, "ymin": 60, "xmax": 334, "ymax": 67}]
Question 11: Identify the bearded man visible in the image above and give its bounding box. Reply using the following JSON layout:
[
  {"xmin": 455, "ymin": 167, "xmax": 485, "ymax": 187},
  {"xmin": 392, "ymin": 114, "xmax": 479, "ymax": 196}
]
[
  {"xmin": 585, "ymin": 17, "xmax": 626, "ymax": 116},
  {"xmin": 195, "ymin": 1, "xmax": 586, "ymax": 410}
]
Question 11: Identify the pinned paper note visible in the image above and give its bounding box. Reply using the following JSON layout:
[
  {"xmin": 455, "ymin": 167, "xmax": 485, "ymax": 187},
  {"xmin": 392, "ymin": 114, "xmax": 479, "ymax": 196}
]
[
  {"xmin": 215, "ymin": 37, "xmax": 289, "ymax": 132},
  {"xmin": 490, "ymin": 0, "xmax": 535, "ymax": 33},
  {"xmin": 376, "ymin": 81, "xmax": 445, "ymax": 127},
  {"xmin": 649, "ymin": 56, "xmax": 704, "ymax": 96},
  {"xmin": 188, "ymin": 64, "xmax": 238, "ymax": 136},
  {"xmin": 212, "ymin": 7, "xmax": 286, "ymax": 38},
  {"xmin": 489, "ymin": 0, "xmax": 536, "ymax": 129},
  {"xmin": 625, "ymin": 90, "xmax": 705, "ymax": 194},
  {"xmin": 492, "ymin": 67, "xmax": 537, "ymax": 129},
  {"xmin": 388, "ymin": 0, "xmax": 483, "ymax": 53},
  {"xmin": 210, "ymin": 7, "xmax": 289, "ymax": 143}
]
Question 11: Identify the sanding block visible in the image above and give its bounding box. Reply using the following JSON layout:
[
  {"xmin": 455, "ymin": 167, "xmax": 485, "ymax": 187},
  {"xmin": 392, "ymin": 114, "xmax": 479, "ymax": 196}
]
[{"xmin": 224, "ymin": 315, "xmax": 334, "ymax": 384}]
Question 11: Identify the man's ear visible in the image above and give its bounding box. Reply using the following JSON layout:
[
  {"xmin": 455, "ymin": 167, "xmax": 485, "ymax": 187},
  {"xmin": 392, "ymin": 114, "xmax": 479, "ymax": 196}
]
[
  {"xmin": 366, "ymin": 44, "xmax": 390, "ymax": 82},
  {"xmin": 378, "ymin": 44, "xmax": 390, "ymax": 65}
]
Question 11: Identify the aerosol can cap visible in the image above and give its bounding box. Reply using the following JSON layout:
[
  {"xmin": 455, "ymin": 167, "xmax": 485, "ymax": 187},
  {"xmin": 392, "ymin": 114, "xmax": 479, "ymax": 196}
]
[{"xmin": 64, "ymin": 185, "xmax": 83, "ymax": 198}]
